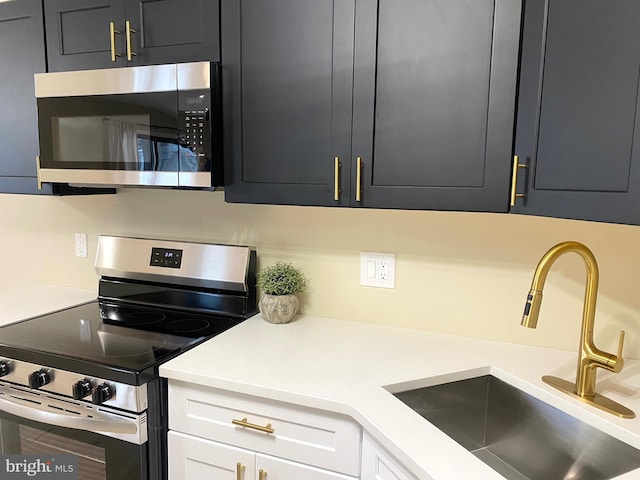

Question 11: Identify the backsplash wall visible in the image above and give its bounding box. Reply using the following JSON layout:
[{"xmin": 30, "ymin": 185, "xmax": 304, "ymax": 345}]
[{"xmin": 2, "ymin": 189, "xmax": 640, "ymax": 359}]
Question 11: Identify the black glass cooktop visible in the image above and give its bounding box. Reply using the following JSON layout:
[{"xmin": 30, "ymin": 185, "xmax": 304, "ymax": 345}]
[{"xmin": 0, "ymin": 301, "xmax": 243, "ymax": 384}]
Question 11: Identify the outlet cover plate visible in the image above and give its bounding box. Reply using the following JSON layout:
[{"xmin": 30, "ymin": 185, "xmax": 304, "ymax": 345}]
[{"xmin": 360, "ymin": 252, "xmax": 395, "ymax": 288}]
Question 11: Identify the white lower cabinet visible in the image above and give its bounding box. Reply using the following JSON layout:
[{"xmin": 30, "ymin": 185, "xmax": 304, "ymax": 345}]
[
  {"xmin": 361, "ymin": 433, "xmax": 419, "ymax": 480},
  {"xmin": 167, "ymin": 380, "xmax": 361, "ymax": 480},
  {"xmin": 169, "ymin": 431, "xmax": 357, "ymax": 479}
]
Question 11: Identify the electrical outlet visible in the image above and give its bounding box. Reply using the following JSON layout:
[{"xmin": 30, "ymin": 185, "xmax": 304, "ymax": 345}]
[
  {"xmin": 360, "ymin": 252, "xmax": 395, "ymax": 288},
  {"xmin": 75, "ymin": 233, "xmax": 88, "ymax": 258}
]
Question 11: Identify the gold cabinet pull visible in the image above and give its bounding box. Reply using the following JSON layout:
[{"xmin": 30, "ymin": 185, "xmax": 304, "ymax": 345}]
[
  {"xmin": 355, "ymin": 156, "xmax": 362, "ymax": 202},
  {"xmin": 334, "ymin": 156, "xmax": 341, "ymax": 201},
  {"xmin": 236, "ymin": 462, "xmax": 245, "ymax": 480},
  {"xmin": 259, "ymin": 469, "xmax": 267, "ymax": 480},
  {"xmin": 510, "ymin": 155, "xmax": 528, "ymax": 206},
  {"xmin": 35, "ymin": 155, "xmax": 42, "ymax": 190},
  {"xmin": 231, "ymin": 417, "xmax": 274, "ymax": 434},
  {"xmin": 109, "ymin": 22, "xmax": 121, "ymax": 62},
  {"xmin": 126, "ymin": 21, "xmax": 137, "ymax": 61}
]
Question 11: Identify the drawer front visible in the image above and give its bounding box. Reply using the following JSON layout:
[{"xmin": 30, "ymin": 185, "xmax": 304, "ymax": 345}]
[{"xmin": 168, "ymin": 380, "xmax": 361, "ymax": 476}]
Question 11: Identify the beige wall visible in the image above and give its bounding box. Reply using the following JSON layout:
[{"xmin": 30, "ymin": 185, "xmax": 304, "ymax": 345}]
[{"xmin": 1, "ymin": 188, "xmax": 640, "ymax": 359}]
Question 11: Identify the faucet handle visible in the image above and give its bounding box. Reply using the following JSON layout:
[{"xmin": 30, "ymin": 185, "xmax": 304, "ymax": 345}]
[{"xmin": 617, "ymin": 330, "xmax": 626, "ymax": 359}]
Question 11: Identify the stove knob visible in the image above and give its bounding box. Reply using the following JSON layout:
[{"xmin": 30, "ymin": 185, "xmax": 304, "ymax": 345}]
[
  {"xmin": 72, "ymin": 379, "xmax": 93, "ymax": 400},
  {"xmin": 28, "ymin": 369, "xmax": 50, "ymax": 389},
  {"xmin": 91, "ymin": 383, "xmax": 114, "ymax": 404},
  {"xmin": 0, "ymin": 361, "xmax": 10, "ymax": 377}
]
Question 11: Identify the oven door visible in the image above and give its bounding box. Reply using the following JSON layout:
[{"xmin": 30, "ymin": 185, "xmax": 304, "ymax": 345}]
[
  {"xmin": 0, "ymin": 384, "xmax": 147, "ymax": 480},
  {"xmin": 34, "ymin": 63, "xmax": 211, "ymax": 188}
]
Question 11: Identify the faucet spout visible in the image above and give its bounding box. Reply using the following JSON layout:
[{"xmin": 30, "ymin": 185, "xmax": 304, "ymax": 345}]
[{"xmin": 521, "ymin": 241, "xmax": 634, "ymax": 418}]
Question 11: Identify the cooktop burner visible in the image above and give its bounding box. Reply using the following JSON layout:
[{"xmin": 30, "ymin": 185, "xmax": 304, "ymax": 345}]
[{"xmin": 0, "ymin": 301, "xmax": 243, "ymax": 384}]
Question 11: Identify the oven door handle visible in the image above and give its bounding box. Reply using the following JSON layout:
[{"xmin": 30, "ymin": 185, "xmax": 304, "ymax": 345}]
[{"xmin": 0, "ymin": 396, "xmax": 137, "ymax": 434}]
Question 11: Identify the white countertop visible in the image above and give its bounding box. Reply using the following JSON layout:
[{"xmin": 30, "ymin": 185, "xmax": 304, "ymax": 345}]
[
  {"xmin": 0, "ymin": 285, "xmax": 96, "ymax": 326},
  {"xmin": 160, "ymin": 313, "xmax": 640, "ymax": 480}
]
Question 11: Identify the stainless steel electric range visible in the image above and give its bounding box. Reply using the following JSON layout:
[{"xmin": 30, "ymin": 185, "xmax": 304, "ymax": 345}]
[{"xmin": 0, "ymin": 235, "xmax": 257, "ymax": 480}]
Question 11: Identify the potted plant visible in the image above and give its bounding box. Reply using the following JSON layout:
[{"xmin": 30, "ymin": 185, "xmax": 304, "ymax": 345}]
[{"xmin": 257, "ymin": 261, "xmax": 308, "ymax": 324}]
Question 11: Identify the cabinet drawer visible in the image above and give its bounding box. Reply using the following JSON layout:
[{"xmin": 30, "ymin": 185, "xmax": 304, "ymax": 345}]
[{"xmin": 168, "ymin": 380, "xmax": 361, "ymax": 476}]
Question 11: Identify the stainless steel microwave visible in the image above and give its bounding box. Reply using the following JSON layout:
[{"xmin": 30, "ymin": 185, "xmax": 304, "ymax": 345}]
[{"xmin": 34, "ymin": 61, "xmax": 222, "ymax": 189}]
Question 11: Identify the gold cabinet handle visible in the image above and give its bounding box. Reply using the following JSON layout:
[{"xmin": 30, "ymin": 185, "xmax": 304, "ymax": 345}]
[
  {"xmin": 510, "ymin": 155, "xmax": 527, "ymax": 206},
  {"xmin": 126, "ymin": 21, "xmax": 137, "ymax": 61},
  {"xmin": 259, "ymin": 469, "xmax": 267, "ymax": 480},
  {"xmin": 236, "ymin": 462, "xmax": 245, "ymax": 480},
  {"xmin": 109, "ymin": 22, "xmax": 121, "ymax": 62},
  {"xmin": 355, "ymin": 156, "xmax": 362, "ymax": 202},
  {"xmin": 35, "ymin": 155, "xmax": 42, "ymax": 190},
  {"xmin": 334, "ymin": 156, "xmax": 341, "ymax": 201},
  {"xmin": 231, "ymin": 417, "xmax": 274, "ymax": 434}
]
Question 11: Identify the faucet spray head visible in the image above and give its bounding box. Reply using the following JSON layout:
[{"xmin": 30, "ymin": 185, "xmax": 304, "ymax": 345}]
[{"xmin": 522, "ymin": 290, "xmax": 543, "ymax": 328}]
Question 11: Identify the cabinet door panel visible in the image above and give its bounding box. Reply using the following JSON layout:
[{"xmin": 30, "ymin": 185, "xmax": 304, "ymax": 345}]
[
  {"xmin": 535, "ymin": 1, "xmax": 640, "ymax": 192},
  {"xmin": 222, "ymin": 0, "xmax": 355, "ymax": 206},
  {"xmin": 126, "ymin": 0, "xmax": 220, "ymax": 65},
  {"xmin": 256, "ymin": 454, "xmax": 356, "ymax": 480},
  {"xmin": 0, "ymin": 0, "xmax": 54, "ymax": 193},
  {"xmin": 373, "ymin": 0, "xmax": 492, "ymax": 188},
  {"xmin": 361, "ymin": 433, "xmax": 418, "ymax": 480},
  {"xmin": 168, "ymin": 431, "xmax": 255, "ymax": 480},
  {"xmin": 512, "ymin": 0, "xmax": 640, "ymax": 224},
  {"xmin": 352, "ymin": 0, "xmax": 521, "ymax": 211},
  {"xmin": 44, "ymin": 0, "xmax": 125, "ymax": 71}
]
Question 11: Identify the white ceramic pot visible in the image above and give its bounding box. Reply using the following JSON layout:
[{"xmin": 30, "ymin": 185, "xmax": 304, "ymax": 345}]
[{"xmin": 259, "ymin": 293, "xmax": 299, "ymax": 324}]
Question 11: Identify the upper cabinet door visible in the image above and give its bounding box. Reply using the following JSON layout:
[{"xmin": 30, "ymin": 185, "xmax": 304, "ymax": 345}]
[
  {"xmin": 222, "ymin": 0, "xmax": 356, "ymax": 206},
  {"xmin": 512, "ymin": 0, "xmax": 640, "ymax": 224},
  {"xmin": 45, "ymin": 0, "xmax": 219, "ymax": 72},
  {"xmin": 44, "ymin": 0, "xmax": 126, "ymax": 72},
  {"xmin": 0, "ymin": 0, "xmax": 52, "ymax": 193},
  {"xmin": 352, "ymin": 0, "xmax": 522, "ymax": 211},
  {"xmin": 124, "ymin": 0, "xmax": 220, "ymax": 66}
]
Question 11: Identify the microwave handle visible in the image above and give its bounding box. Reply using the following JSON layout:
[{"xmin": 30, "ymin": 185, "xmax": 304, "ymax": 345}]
[{"xmin": 0, "ymin": 395, "xmax": 137, "ymax": 434}]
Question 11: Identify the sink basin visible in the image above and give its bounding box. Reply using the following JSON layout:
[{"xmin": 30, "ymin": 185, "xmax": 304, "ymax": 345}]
[{"xmin": 393, "ymin": 375, "xmax": 640, "ymax": 480}]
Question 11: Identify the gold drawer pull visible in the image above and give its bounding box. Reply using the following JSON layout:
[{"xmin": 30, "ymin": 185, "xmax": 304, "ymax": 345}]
[
  {"xmin": 510, "ymin": 154, "xmax": 528, "ymax": 206},
  {"xmin": 259, "ymin": 469, "xmax": 267, "ymax": 480},
  {"xmin": 334, "ymin": 156, "xmax": 341, "ymax": 201},
  {"xmin": 232, "ymin": 417, "xmax": 274, "ymax": 434},
  {"xmin": 236, "ymin": 462, "xmax": 245, "ymax": 480},
  {"xmin": 109, "ymin": 22, "xmax": 121, "ymax": 62},
  {"xmin": 35, "ymin": 155, "xmax": 42, "ymax": 190},
  {"xmin": 355, "ymin": 156, "xmax": 362, "ymax": 202},
  {"xmin": 126, "ymin": 20, "xmax": 137, "ymax": 61}
]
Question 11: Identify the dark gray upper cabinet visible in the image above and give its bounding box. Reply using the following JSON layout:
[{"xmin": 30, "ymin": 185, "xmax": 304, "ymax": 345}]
[
  {"xmin": 512, "ymin": 0, "xmax": 640, "ymax": 224},
  {"xmin": 0, "ymin": 0, "xmax": 52, "ymax": 194},
  {"xmin": 223, "ymin": 0, "xmax": 522, "ymax": 211},
  {"xmin": 353, "ymin": 0, "xmax": 521, "ymax": 211},
  {"xmin": 222, "ymin": 0, "xmax": 355, "ymax": 206},
  {"xmin": 45, "ymin": 0, "xmax": 220, "ymax": 72}
]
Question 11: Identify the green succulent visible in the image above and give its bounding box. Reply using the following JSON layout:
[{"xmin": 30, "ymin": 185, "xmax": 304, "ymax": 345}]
[{"xmin": 257, "ymin": 262, "xmax": 308, "ymax": 295}]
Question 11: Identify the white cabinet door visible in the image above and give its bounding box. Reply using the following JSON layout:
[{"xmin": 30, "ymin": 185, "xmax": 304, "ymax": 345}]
[
  {"xmin": 168, "ymin": 431, "xmax": 256, "ymax": 480},
  {"xmin": 256, "ymin": 454, "xmax": 356, "ymax": 480},
  {"xmin": 361, "ymin": 433, "xmax": 419, "ymax": 480}
]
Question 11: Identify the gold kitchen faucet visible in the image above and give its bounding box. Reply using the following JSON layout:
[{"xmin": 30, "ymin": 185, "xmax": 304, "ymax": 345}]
[{"xmin": 522, "ymin": 241, "xmax": 635, "ymax": 418}]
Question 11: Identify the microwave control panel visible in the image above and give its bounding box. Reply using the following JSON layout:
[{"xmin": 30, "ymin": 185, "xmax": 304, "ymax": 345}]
[{"xmin": 178, "ymin": 89, "xmax": 212, "ymax": 172}]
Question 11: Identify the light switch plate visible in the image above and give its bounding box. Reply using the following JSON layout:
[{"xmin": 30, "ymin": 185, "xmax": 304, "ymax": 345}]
[{"xmin": 360, "ymin": 252, "xmax": 395, "ymax": 288}]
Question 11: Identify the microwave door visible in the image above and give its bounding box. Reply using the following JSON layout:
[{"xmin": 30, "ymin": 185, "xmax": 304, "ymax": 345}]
[{"xmin": 36, "ymin": 89, "xmax": 180, "ymax": 187}]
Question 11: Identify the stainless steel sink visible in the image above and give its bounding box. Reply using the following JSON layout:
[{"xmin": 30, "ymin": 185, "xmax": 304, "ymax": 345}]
[{"xmin": 393, "ymin": 375, "xmax": 640, "ymax": 480}]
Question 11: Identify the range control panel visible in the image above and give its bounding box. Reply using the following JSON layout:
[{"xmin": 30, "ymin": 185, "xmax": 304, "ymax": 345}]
[
  {"xmin": 0, "ymin": 357, "xmax": 147, "ymax": 412},
  {"xmin": 150, "ymin": 247, "xmax": 183, "ymax": 269}
]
